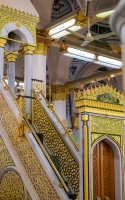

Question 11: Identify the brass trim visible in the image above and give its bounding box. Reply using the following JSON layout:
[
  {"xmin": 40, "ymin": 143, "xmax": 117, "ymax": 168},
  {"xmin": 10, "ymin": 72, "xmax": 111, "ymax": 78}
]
[
  {"xmin": 2, "ymin": 78, "xmax": 70, "ymax": 193},
  {"xmin": 39, "ymin": 91, "xmax": 79, "ymax": 151}
]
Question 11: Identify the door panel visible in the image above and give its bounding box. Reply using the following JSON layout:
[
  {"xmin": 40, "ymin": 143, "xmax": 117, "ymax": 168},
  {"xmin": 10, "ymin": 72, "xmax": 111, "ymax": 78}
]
[{"xmin": 93, "ymin": 141, "xmax": 115, "ymax": 200}]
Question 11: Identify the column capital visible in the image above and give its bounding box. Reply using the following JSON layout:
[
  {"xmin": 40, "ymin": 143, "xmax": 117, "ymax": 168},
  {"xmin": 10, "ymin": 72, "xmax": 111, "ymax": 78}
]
[
  {"xmin": 0, "ymin": 37, "xmax": 6, "ymax": 47},
  {"xmin": 34, "ymin": 41, "xmax": 47, "ymax": 56},
  {"xmin": 110, "ymin": 0, "xmax": 125, "ymax": 38},
  {"xmin": 23, "ymin": 44, "xmax": 36, "ymax": 55},
  {"xmin": 52, "ymin": 85, "xmax": 66, "ymax": 101},
  {"xmin": 82, "ymin": 114, "xmax": 88, "ymax": 122},
  {"xmin": 6, "ymin": 51, "xmax": 18, "ymax": 62}
]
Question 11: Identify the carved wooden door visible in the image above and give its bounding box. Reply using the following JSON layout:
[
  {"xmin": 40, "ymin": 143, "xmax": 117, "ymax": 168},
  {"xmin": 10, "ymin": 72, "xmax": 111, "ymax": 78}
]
[{"xmin": 93, "ymin": 141, "xmax": 115, "ymax": 200}]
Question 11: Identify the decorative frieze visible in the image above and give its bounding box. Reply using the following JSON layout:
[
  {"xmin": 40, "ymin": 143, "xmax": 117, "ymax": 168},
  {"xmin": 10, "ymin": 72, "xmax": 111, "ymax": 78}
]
[{"xmin": 52, "ymin": 85, "xmax": 66, "ymax": 101}]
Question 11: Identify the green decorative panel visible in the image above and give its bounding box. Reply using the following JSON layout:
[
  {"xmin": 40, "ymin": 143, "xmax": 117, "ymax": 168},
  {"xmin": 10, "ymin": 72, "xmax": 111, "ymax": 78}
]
[
  {"xmin": 91, "ymin": 116, "xmax": 122, "ymax": 135},
  {"xmin": 97, "ymin": 93, "xmax": 119, "ymax": 104},
  {"xmin": 91, "ymin": 116, "xmax": 122, "ymax": 148}
]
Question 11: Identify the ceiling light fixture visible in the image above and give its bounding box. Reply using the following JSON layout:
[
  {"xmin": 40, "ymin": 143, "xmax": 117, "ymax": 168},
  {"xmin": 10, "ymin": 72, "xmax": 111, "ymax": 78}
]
[
  {"xmin": 96, "ymin": 10, "xmax": 114, "ymax": 18},
  {"xmin": 49, "ymin": 19, "xmax": 81, "ymax": 39},
  {"xmin": 61, "ymin": 46, "xmax": 122, "ymax": 69},
  {"xmin": 94, "ymin": 55, "xmax": 123, "ymax": 69},
  {"xmin": 63, "ymin": 47, "xmax": 96, "ymax": 62}
]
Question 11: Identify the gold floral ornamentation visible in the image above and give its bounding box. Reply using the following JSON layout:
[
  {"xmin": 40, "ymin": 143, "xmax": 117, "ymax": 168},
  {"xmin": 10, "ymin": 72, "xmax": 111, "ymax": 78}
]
[
  {"xmin": 0, "ymin": 137, "xmax": 14, "ymax": 172},
  {"xmin": 91, "ymin": 116, "xmax": 122, "ymax": 135},
  {"xmin": 0, "ymin": 5, "xmax": 39, "ymax": 43},
  {"xmin": 6, "ymin": 51, "xmax": 18, "ymax": 62},
  {"xmin": 0, "ymin": 92, "xmax": 61, "ymax": 200},
  {"xmin": 0, "ymin": 38, "xmax": 6, "ymax": 47},
  {"xmin": 52, "ymin": 85, "xmax": 66, "ymax": 101},
  {"xmin": 91, "ymin": 116, "xmax": 122, "ymax": 148},
  {"xmin": 15, "ymin": 22, "xmax": 21, "ymax": 28},
  {"xmin": 0, "ymin": 170, "xmax": 24, "ymax": 200},
  {"xmin": 74, "ymin": 84, "xmax": 124, "ymax": 105},
  {"xmin": 23, "ymin": 45, "xmax": 36, "ymax": 55},
  {"xmin": 33, "ymin": 97, "xmax": 79, "ymax": 194},
  {"xmin": 34, "ymin": 41, "xmax": 47, "ymax": 56}
]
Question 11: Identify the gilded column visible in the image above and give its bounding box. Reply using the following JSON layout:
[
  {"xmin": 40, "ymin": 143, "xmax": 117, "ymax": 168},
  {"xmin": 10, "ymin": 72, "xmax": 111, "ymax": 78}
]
[
  {"xmin": 23, "ymin": 44, "xmax": 35, "ymax": 117},
  {"xmin": 52, "ymin": 85, "xmax": 67, "ymax": 124},
  {"xmin": 0, "ymin": 38, "xmax": 6, "ymax": 81},
  {"xmin": 6, "ymin": 52, "xmax": 18, "ymax": 93},
  {"xmin": 82, "ymin": 114, "xmax": 89, "ymax": 200}
]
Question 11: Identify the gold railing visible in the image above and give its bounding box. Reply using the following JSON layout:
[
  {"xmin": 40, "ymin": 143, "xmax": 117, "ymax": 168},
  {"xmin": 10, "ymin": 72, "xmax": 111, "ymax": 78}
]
[
  {"xmin": 2, "ymin": 78, "xmax": 70, "ymax": 194},
  {"xmin": 32, "ymin": 92, "xmax": 79, "ymax": 194},
  {"xmin": 40, "ymin": 91, "xmax": 79, "ymax": 151}
]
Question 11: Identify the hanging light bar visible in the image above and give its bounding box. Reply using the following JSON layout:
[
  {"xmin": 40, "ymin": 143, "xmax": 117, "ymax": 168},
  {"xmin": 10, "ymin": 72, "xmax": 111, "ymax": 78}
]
[
  {"xmin": 49, "ymin": 19, "xmax": 81, "ymax": 39},
  {"xmin": 61, "ymin": 46, "xmax": 122, "ymax": 69},
  {"xmin": 63, "ymin": 47, "xmax": 96, "ymax": 62},
  {"xmin": 96, "ymin": 10, "xmax": 115, "ymax": 18},
  {"xmin": 93, "ymin": 55, "xmax": 123, "ymax": 69},
  {"xmin": 49, "ymin": 19, "xmax": 75, "ymax": 36}
]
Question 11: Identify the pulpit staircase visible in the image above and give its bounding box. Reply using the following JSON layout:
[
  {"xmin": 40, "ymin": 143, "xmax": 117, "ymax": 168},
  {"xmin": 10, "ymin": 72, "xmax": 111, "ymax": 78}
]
[{"xmin": 0, "ymin": 79, "xmax": 79, "ymax": 200}]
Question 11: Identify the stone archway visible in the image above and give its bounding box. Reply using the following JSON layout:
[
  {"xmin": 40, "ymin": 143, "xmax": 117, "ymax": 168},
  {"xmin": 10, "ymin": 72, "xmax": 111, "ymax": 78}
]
[{"xmin": 92, "ymin": 136, "xmax": 122, "ymax": 200}]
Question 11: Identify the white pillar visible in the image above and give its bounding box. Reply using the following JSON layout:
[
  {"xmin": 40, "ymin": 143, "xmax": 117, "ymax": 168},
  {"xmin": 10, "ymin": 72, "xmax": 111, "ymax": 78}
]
[
  {"xmin": 53, "ymin": 100, "xmax": 66, "ymax": 121},
  {"xmin": 33, "ymin": 42, "xmax": 47, "ymax": 96},
  {"xmin": 24, "ymin": 45, "xmax": 35, "ymax": 116},
  {"xmin": 8, "ymin": 62, "xmax": 15, "ymax": 93},
  {"xmin": 52, "ymin": 85, "xmax": 67, "ymax": 123},
  {"xmin": 110, "ymin": 2, "xmax": 125, "ymax": 199},
  {"xmin": 6, "ymin": 52, "xmax": 17, "ymax": 94},
  {"xmin": 0, "ymin": 38, "xmax": 6, "ymax": 81}
]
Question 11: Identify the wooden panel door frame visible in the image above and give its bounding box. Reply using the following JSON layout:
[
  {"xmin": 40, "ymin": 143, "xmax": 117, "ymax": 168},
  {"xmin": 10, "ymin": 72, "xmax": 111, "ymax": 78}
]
[{"xmin": 91, "ymin": 137, "xmax": 122, "ymax": 200}]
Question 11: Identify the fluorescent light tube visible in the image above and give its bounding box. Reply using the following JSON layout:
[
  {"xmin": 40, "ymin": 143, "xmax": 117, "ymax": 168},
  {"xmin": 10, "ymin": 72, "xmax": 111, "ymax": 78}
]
[
  {"xmin": 64, "ymin": 53, "xmax": 94, "ymax": 62},
  {"xmin": 51, "ymin": 25, "xmax": 81, "ymax": 39},
  {"xmin": 98, "ymin": 56, "xmax": 122, "ymax": 67},
  {"xmin": 96, "ymin": 10, "xmax": 114, "ymax": 18},
  {"xmin": 67, "ymin": 47, "xmax": 96, "ymax": 59},
  {"xmin": 94, "ymin": 61, "xmax": 121, "ymax": 69},
  {"xmin": 49, "ymin": 19, "xmax": 76, "ymax": 36}
]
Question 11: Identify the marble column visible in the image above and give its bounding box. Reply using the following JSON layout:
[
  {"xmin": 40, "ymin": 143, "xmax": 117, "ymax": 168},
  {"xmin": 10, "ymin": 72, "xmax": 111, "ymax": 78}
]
[
  {"xmin": 0, "ymin": 38, "xmax": 6, "ymax": 82},
  {"xmin": 52, "ymin": 85, "xmax": 67, "ymax": 124},
  {"xmin": 110, "ymin": 2, "xmax": 125, "ymax": 199},
  {"xmin": 6, "ymin": 52, "xmax": 17, "ymax": 93},
  {"xmin": 33, "ymin": 41, "xmax": 47, "ymax": 96},
  {"xmin": 23, "ymin": 45, "xmax": 35, "ymax": 117}
]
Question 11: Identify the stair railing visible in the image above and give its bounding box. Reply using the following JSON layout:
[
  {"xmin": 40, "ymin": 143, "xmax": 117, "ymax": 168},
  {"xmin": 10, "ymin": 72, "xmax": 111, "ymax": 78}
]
[
  {"xmin": 35, "ymin": 90, "xmax": 79, "ymax": 151},
  {"xmin": 2, "ymin": 78, "xmax": 71, "ymax": 195}
]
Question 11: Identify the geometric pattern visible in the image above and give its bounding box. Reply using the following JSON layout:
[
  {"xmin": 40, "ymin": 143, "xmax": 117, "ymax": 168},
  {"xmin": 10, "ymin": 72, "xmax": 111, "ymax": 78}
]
[
  {"xmin": 34, "ymin": 97, "xmax": 79, "ymax": 194},
  {"xmin": 0, "ymin": 170, "xmax": 24, "ymax": 200},
  {"xmin": 0, "ymin": 137, "xmax": 14, "ymax": 172},
  {"xmin": 0, "ymin": 92, "xmax": 61, "ymax": 200}
]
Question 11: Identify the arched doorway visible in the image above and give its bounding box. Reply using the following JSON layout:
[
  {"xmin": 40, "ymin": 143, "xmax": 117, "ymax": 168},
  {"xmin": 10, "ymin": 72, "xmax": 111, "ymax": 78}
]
[{"xmin": 93, "ymin": 141, "xmax": 115, "ymax": 200}]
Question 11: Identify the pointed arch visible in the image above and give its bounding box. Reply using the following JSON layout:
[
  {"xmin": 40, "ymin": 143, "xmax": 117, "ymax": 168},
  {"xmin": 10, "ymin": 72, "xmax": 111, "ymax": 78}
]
[{"xmin": 91, "ymin": 136, "xmax": 122, "ymax": 200}]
